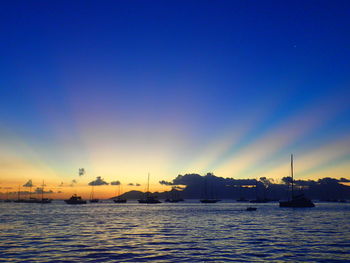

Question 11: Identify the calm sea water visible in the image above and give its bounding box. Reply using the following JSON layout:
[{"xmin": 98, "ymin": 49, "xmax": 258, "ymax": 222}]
[{"xmin": 0, "ymin": 201, "xmax": 349, "ymax": 262}]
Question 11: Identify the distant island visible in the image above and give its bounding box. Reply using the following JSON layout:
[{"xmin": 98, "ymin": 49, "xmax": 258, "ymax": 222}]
[{"xmin": 113, "ymin": 173, "xmax": 350, "ymax": 201}]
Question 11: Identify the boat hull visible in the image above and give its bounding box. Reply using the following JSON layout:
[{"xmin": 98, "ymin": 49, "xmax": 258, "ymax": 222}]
[
  {"xmin": 279, "ymin": 199, "xmax": 315, "ymax": 208},
  {"xmin": 113, "ymin": 199, "xmax": 127, "ymax": 203},
  {"xmin": 200, "ymin": 199, "xmax": 221, "ymax": 203},
  {"xmin": 138, "ymin": 199, "xmax": 161, "ymax": 204},
  {"xmin": 65, "ymin": 200, "xmax": 87, "ymax": 204}
]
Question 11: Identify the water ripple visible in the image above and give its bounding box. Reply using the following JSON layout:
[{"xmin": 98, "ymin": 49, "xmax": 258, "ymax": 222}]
[{"xmin": 0, "ymin": 202, "xmax": 349, "ymax": 262}]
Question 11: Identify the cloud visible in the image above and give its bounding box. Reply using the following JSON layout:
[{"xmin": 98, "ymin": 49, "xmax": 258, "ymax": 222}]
[
  {"xmin": 340, "ymin": 178, "xmax": 350, "ymax": 182},
  {"xmin": 88, "ymin": 176, "xmax": 109, "ymax": 186},
  {"xmin": 23, "ymin": 180, "xmax": 34, "ymax": 187},
  {"xmin": 58, "ymin": 182, "xmax": 64, "ymax": 187},
  {"xmin": 166, "ymin": 173, "xmax": 256, "ymax": 188},
  {"xmin": 110, "ymin": 180, "xmax": 121, "ymax": 185},
  {"xmin": 79, "ymin": 168, "xmax": 85, "ymax": 176},
  {"xmin": 127, "ymin": 183, "xmax": 141, "ymax": 186},
  {"xmin": 172, "ymin": 186, "xmax": 185, "ymax": 190},
  {"xmin": 159, "ymin": 180, "xmax": 173, "ymax": 186},
  {"xmin": 70, "ymin": 179, "xmax": 77, "ymax": 187},
  {"xmin": 34, "ymin": 188, "xmax": 54, "ymax": 194}
]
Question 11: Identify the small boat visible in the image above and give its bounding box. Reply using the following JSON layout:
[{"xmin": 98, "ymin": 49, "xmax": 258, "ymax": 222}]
[
  {"xmin": 138, "ymin": 173, "xmax": 161, "ymax": 204},
  {"xmin": 165, "ymin": 189, "xmax": 184, "ymax": 203},
  {"xmin": 200, "ymin": 174, "xmax": 220, "ymax": 203},
  {"xmin": 138, "ymin": 195, "xmax": 162, "ymax": 204},
  {"xmin": 200, "ymin": 199, "xmax": 221, "ymax": 203},
  {"xmin": 249, "ymin": 198, "xmax": 269, "ymax": 203},
  {"xmin": 280, "ymin": 194, "xmax": 315, "ymax": 207},
  {"xmin": 165, "ymin": 198, "xmax": 184, "ymax": 203},
  {"xmin": 25, "ymin": 198, "xmax": 40, "ymax": 203},
  {"xmin": 4, "ymin": 189, "xmax": 12, "ymax": 202},
  {"xmin": 246, "ymin": 207, "xmax": 257, "ymax": 211},
  {"xmin": 65, "ymin": 194, "xmax": 87, "ymax": 204},
  {"xmin": 37, "ymin": 198, "xmax": 52, "ymax": 204},
  {"xmin": 37, "ymin": 181, "xmax": 52, "ymax": 203},
  {"xmin": 113, "ymin": 197, "xmax": 127, "ymax": 203},
  {"xmin": 279, "ymin": 155, "xmax": 315, "ymax": 208},
  {"xmin": 89, "ymin": 184, "xmax": 99, "ymax": 203},
  {"xmin": 112, "ymin": 182, "xmax": 127, "ymax": 203},
  {"xmin": 236, "ymin": 197, "xmax": 249, "ymax": 202}
]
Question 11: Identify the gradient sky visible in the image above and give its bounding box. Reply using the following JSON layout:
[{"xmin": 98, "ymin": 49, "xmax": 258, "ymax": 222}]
[{"xmin": 1, "ymin": 0, "xmax": 350, "ymax": 197}]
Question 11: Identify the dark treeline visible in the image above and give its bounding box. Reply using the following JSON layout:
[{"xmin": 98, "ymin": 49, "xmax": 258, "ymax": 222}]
[{"xmin": 151, "ymin": 173, "xmax": 350, "ymax": 200}]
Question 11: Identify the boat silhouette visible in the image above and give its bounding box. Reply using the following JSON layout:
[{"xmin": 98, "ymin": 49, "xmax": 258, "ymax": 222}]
[
  {"xmin": 165, "ymin": 188, "xmax": 184, "ymax": 203},
  {"xmin": 246, "ymin": 207, "xmax": 257, "ymax": 211},
  {"xmin": 13, "ymin": 182, "xmax": 52, "ymax": 203},
  {"xmin": 89, "ymin": 187, "xmax": 99, "ymax": 202},
  {"xmin": 37, "ymin": 181, "xmax": 52, "ymax": 203},
  {"xmin": 165, "ymin": 198, "xmax": 184, "ymax": 203},
  {"xmin": 113, "ymin": 183, "xmax": 127, "ymax": 203},
  {"xmin": 200, "ymin": 199, "xmax": 221, "ymax": 203},
  {"xmin": 200, "ymin": 174, "xmax": 221, "ymax": 203},
  {"xmin": 138, "ymin": 173, "xmax": 161, "ymax": 204},
  {"xmin": 138, "ymin": 195, "xmax": 162, "ymax": 204},
  {"xmin": 65, "ymin": 194, "xmax": 87, "ymax": 204},
  {"xmin": 279, "ymin": 154, "xmax": 315, "ymax": 208},
  {"xmin": 113, "ymin": 197, "xmax": 127, "ymax": 203}
]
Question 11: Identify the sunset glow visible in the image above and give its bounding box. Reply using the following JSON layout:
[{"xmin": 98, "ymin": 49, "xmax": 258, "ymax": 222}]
[{"xmin": 1, "ymin": 1, "xmax": 349, "ymax": 199}]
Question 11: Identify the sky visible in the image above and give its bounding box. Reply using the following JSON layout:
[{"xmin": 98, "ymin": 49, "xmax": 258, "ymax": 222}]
[{"xmin": 1, "ymin": 0, "xmax": 350, "ymax": 198}]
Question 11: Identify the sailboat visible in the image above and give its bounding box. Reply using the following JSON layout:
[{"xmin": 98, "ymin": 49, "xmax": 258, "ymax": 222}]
[
  {"xmin": 89, "ymin": 185, "xmax": 99, "ymax": 203},
  {"xmin": 138, "ymin": 173, "xmax": 161, "ymax": 204},
  {"xmin": 200, "ymin": 174, "xmax": 221, "ymax": 203},
  {"xmin": 113, "ymin": 183, "xmax": 127, "ymax": 203},
  {"xmin": 249, "ymin": 179, "xmax": 269, "ymax": 203},
  {"xmin": 4, "ymin": 188, "xmax": 12, "ymax": 202},
  {"xmin": 36, "ymin": 181, "xmax": 52, "ymax": 203},
  {"xmin": 13, "ymin": 185, "xmax": 24, "ymax": 203},
  {"xmin": 13, "ymin": 182, "xmax": 39, "ymax": 203},
  {"xmin": 279, "ymin": 154, "xmax": 315, "ymax": 208}
]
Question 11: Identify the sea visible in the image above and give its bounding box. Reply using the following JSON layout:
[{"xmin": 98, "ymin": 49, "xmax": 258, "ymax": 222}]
[{"xmin": 0, "ymin": 201, "xmax": 349, "ymax": 262}]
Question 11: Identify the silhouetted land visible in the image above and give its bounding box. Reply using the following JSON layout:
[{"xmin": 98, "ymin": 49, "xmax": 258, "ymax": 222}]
[{"xmin": 114, "ymin": 173, "xmax": 350, "ymax": 201}]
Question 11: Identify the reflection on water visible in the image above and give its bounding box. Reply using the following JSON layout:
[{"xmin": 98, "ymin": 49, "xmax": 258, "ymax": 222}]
[{"xmin": 1, "ymin": 201, "xmax": 349, "ymax": 262}]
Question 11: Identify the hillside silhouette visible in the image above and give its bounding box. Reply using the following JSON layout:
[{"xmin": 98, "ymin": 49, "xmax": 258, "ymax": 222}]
[{"xmin": 115, "ymin": 173, "xmax": 350, "ymax": 200}]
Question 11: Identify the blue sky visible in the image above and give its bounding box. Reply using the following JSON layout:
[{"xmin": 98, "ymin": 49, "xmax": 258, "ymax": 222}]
[{"xmin": 1, "ymin": 0, "xmax": 350, "ymax": 193}]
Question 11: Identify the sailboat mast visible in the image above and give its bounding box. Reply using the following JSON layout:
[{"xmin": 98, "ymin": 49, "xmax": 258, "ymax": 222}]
[
  {"xmin": 147, "ymin": 173, "xmax": 150, "ymax": 193},
  {"xmin": 291, "ymin": 154, "xmax": 294, "ymax": 198},
  {"xmin": 41, "ymin": 180, "xmax": 44, "ymax": 200},
  {"xmin": 90, "ymin": 185, "xmax": 94, "ymax": 200}
]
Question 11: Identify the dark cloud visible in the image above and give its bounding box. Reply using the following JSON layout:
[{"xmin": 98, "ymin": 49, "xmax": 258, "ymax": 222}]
[
  {"xmin": 70, "ymin": 179, "xmax": 77, "ymax": 187},
  {"xmin": 135, "ymin": 183, "xmax": 141, "ymax": 186},
  {"xmin": 79, "ymin": 168, "xmax": 85, "ymax": 176},
  {"xmin": 340, "ymin": 178, "xmax": 350, "ymax": 182},
  {"xmin": 156, "ymin": 173, "xmax": 350, "ymax": 200},
  {"xmin": 23, "ymin": 180, "xmax": 34, "ymax": 187},
  {"xmin": 128, "ymin": 183, "xmax": 134, "ymax": 186},
  {"xmin": 34, "ymin": 188, "xmax": 54, "ymax": 194},
  {"xmin": 159, "ymin": 180, "xmax": 173, "ymax": 186},
  {"xmin": 110, "ymin": 180, "xmax": 121, "ymax": 185},
  {"xmin": 88, "ymin": 176, "xmax": 108, "ymax": 186}
]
